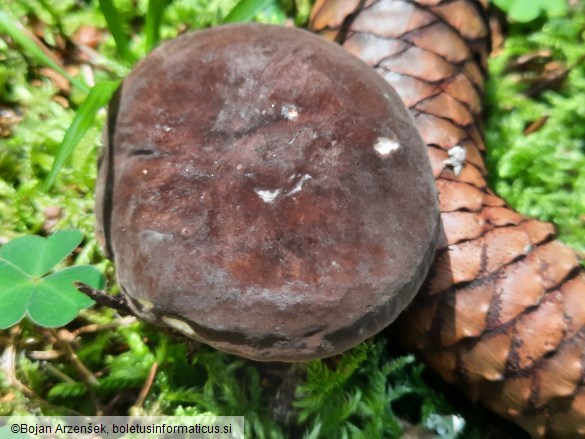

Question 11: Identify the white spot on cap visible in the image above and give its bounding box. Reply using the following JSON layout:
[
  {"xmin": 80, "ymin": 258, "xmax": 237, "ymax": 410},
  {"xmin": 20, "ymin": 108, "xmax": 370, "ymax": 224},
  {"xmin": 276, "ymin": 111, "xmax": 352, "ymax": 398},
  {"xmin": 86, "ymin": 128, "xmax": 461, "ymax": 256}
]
[
  {"xmin": 255, "ymin": 188, "xmax": 282, "ymax": 203},
  {"xmin": 288, "ymin": 174, "xmax": 312, "ymax": 195},
  {"xmin": 281, "ymin": 104, "xmax": 299, "ymax": 121},
  {"xmin": 374, "ymin": 137, "xmax": 400, "ymax": 156}
]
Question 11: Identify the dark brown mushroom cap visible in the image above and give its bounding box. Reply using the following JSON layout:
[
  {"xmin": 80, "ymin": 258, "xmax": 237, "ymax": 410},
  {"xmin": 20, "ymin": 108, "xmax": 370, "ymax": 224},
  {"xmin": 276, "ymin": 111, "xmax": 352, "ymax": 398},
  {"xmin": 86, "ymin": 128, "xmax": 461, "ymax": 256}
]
[{"xmin": 96, "ymin": 23, "xmax": 439, "ymax": 361}]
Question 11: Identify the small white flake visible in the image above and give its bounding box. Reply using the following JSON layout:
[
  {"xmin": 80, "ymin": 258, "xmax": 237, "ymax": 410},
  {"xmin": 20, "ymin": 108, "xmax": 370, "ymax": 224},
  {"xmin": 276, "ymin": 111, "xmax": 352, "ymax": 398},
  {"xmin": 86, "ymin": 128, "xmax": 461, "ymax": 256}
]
[
  {"xmin": 374, "ymin": 137, "xmax": 401, "ymax": 156},
  {"xmin": 288, "ymin": 174, "xmax": 312, "ymax": 195},
  {"xmin": 155, "ymin": 123, "xmax": 172, "ymax": 132},
  {"xmin": 281, "ymin": 104, "xmax": 299, "ymax": 121},
  {"xmin": 452, "ymin": 415, "xmax": 466, "ymax": 433},
  {"xmin": 443, "ymin": 145, "xmax": 467, "ymax": 176},
  {"xmin": 142, "ymin": 169, "xmax": 148, "ymax": 175},
  {"xmin": 255, "ymin": 188, "xmax": 282, "ymax": 203}
]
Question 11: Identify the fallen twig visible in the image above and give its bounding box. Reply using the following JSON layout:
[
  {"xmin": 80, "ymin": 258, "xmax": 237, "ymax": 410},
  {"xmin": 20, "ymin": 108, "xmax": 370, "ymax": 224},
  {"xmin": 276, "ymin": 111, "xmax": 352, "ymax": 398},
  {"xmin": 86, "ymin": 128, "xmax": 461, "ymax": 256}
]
[
  {"xmin": 132, "ymin": 362, "xmax": 158, "ymax": 412},
  {"xmin": 73, "ymin": 316, "xmax": 137, "ymax": 336},
  {"xmin": 48, "ymin": 328, "xmax": 98, "ymax": 387},
  {"xmin": 75, "ymin": 282, "xmax": 133, "ymax": 315}
]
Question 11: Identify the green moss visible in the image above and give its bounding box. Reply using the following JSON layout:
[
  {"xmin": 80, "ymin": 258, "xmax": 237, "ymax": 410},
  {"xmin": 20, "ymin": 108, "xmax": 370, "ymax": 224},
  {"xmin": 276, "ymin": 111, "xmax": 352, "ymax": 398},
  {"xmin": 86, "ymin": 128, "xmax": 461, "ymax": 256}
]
[
  {"xmin": 485, "ymin": 7, "xmax": 585, "ymax": 252},
  {"xmin": 0, "ymin": 5, "xmax": 100, "ymax": 241}
]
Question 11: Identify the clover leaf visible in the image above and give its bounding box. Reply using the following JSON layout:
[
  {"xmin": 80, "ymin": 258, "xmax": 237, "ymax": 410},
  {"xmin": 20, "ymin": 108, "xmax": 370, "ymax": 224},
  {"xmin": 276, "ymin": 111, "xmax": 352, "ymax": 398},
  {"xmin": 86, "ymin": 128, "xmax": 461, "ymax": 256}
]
[{"xmin": 0, "ymin": 230, "xmax": 104, "ymax": 329}]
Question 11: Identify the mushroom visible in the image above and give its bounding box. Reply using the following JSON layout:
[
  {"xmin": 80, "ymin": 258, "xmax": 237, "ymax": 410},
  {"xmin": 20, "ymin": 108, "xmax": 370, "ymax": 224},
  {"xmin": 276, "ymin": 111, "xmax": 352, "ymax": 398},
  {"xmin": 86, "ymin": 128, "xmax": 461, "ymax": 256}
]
[{"xmin": 95, "ymin": 23, "xmax": 440, "ymax": 361}]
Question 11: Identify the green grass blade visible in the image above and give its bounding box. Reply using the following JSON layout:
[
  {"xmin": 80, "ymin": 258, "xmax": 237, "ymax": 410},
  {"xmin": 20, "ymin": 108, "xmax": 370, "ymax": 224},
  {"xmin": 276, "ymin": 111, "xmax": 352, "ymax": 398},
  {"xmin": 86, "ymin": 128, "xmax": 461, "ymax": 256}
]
[
  {"xmin": 0, "ymin": 11, "xmax": 90, "ymax": 93},
  {"xmin": 99, "ymin": 0, "xmax": 135, "ymax": 63},
  {"xmin": 145, "ymin": 0, "xmax": 166, "ymax": 52},
  {"xmin": 222, "ymin": 0, "xmax": 273, "ymax": 23},
  {"xmin": 44, "ymin": 80, "xmax": 121, "ymax": 191}
]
